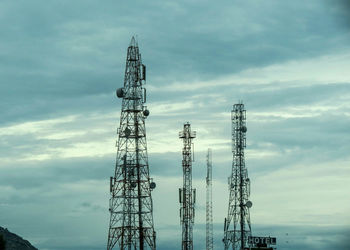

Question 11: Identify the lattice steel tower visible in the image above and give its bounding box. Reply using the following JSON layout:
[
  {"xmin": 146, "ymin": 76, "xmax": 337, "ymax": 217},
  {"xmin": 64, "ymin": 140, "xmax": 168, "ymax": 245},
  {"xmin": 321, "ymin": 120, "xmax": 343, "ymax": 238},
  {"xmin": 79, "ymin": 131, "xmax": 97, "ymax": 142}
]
[
  {"xmin": 179, "ymin": 123, "xmax": 196, "ymax": 250},
  {"xmin": 107, "ymin": 37, "xmax": 156, "ymax": 250},
  {"xmin": 223, "ymin": 103, "xmax": 252, "ymax": 250},
  {"xmin": 206, "ymin": 148, "xmax": 214, "ymax": 250}
]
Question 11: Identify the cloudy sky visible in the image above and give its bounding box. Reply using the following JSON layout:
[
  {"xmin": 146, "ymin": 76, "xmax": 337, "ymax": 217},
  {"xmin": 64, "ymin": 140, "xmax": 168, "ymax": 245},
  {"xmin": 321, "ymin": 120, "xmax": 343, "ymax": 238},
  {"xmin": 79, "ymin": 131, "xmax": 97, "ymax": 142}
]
[{"xmin": 1, "ymin": 0, "xmax": 350, "ymax": 249}]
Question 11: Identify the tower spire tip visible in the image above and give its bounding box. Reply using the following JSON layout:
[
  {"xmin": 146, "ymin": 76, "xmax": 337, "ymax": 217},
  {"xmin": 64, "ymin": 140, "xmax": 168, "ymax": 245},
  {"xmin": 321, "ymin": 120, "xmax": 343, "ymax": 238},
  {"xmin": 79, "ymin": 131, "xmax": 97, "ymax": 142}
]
[{"xmin": 130, "ymin": 36, "xmax": 138, "ymax": 47}]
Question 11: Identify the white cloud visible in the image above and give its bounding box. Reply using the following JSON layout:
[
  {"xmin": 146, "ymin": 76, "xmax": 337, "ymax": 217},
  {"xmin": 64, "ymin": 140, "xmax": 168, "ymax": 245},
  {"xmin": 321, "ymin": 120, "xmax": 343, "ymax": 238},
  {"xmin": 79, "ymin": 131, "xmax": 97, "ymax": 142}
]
[
  {"xmin": 0, "ymin": 115, "xmax": 77, "ymax": 136},
  {"xmin": 250, "ymin": 158, "xmax": 350, "ymax": 226}
]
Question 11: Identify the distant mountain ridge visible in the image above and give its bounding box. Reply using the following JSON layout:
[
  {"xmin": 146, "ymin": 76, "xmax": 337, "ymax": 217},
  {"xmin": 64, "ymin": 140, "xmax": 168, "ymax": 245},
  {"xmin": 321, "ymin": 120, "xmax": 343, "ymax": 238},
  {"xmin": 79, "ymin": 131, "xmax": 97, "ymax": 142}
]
[{"xmin": 0, "ymin": 227, "xmax": 37, "ymax": 250}]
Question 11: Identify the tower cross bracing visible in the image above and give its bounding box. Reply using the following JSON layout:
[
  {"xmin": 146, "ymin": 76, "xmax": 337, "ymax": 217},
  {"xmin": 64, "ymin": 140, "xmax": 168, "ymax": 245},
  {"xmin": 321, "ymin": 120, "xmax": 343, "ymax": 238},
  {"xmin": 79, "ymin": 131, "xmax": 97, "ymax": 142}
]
[
  {"xmin": 107, "ymin": 37, "xmax": 156, "ymax": 250},
  {"xmin": 223, "ymin": 103, "xmax": 252, "ymax": 250},
  {"xmin": 179, "ymin": 123, "xmax": 196, "ymax": 250}
]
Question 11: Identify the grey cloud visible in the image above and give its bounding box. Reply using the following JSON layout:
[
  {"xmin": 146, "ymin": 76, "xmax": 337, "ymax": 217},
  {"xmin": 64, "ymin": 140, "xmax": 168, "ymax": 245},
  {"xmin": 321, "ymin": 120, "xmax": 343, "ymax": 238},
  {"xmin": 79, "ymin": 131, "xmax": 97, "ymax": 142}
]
[
  {"xmin": 0, "ymin": 156, "xmax": 112, "ymax": 191},
  {"xmin": 149, "ymin": 82, "xmax": 350, "ymax": 118},
  {"xmin": 1, "ymin": 1, "xmax": 349, "ymax": 249},
  {"xmin": 243, "ymin": 83, "xmax": 350, "ymax": 110},
  {"xmin": 252, "ymin": 224, "xmax": 350, "ymax": 250},
  {"xmin": 328, "ymin": 0, "xmax": 350, "ymax": 28},
  {"xmin": 149, "ymin": 152, "xmax": 182, "ymax": 177},
  {"xmin": 155, "ymin": 223, "xmax": 350, "ymax": 250},
  {"xmin": 1, "ymin": 0, "xmax": 350, "ymax": 127}
]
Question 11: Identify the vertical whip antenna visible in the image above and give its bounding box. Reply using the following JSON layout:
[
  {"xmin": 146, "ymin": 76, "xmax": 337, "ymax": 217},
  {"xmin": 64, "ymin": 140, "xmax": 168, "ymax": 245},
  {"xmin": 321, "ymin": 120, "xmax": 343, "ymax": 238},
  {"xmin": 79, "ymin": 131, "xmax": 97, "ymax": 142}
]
[{"xmin": 206, "ymin": 148, "xmax": 214, "ymax": 250}]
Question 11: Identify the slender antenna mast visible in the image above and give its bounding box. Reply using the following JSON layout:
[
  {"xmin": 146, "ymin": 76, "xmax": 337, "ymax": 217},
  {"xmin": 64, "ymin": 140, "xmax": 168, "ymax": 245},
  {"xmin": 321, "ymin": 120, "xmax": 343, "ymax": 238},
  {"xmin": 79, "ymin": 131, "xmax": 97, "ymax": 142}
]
[
  {"xmin": 107, "ymin": 37, "xmax": 156, "ymax": 250},
  {"xmin": 179, "ymin": 122, "xmax": 196, "ymax": 250},
  {"xmin": 206, "ymin": 149, "xmax": 214, "ymax": 250},
  {"xmin": 223, "ymin": 103, "xmax": 252, "ymax": 250}
]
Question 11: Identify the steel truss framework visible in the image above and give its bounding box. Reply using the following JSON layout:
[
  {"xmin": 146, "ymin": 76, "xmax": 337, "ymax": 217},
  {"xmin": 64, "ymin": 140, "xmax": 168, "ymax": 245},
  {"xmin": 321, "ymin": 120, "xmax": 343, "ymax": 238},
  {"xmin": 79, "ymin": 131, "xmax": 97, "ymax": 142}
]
[
  {"xmin": 206, "ymin": 149, "xmax": 214, "ymax": 250},
  {"xmin": 223, "ymin": 103, "xmax": 252, "ymax": 250},
  {"xmin": 179, "ymin": 123, "xmax": 196, "ymax": 250},
  {"xmin": 107, "ymin": 37, "xmax": 156, "ymax": 250}
]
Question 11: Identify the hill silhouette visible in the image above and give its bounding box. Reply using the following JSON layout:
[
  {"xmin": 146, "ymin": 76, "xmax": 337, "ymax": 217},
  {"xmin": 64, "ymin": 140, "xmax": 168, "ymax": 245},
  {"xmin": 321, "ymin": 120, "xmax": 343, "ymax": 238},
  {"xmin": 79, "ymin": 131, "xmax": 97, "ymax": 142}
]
[{"xmin": 0, "ymin": 227, "xmax": 37, "ymax": 250}]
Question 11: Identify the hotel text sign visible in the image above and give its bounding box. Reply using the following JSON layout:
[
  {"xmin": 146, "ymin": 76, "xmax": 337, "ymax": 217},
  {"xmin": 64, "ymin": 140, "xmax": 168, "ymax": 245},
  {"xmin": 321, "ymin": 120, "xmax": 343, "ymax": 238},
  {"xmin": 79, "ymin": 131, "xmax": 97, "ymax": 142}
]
[{"xmin": 248, "ymin": 236, "xmax": 276, "ymax": 245}]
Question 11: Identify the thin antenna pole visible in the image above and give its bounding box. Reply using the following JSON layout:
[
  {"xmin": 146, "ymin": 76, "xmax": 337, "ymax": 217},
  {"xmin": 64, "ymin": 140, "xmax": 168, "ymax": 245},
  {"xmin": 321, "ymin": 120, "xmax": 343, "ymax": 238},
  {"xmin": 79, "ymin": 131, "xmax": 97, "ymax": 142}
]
[{"xmin": 206, "ymin": 149, "xmax": 214, "ymax": 250}]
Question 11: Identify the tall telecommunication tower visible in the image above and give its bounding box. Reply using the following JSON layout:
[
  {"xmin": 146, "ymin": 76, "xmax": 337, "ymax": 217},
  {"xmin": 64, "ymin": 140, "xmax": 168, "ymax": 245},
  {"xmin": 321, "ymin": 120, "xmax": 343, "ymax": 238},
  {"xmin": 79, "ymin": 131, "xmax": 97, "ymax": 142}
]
[
  {"xmin": 107, "ymin": 37, "xmax": 156, "ymax": 250},
  {"xmin": 179, "ymin": 123, "xmax": 196, "ymax": 250},
  {"xmin": 206, "ymin": 148, "xmax": 214, "ymax": 250},
  {"xmin": 223, "ymin": 103, "xmax": 252, "ymax": 250}
]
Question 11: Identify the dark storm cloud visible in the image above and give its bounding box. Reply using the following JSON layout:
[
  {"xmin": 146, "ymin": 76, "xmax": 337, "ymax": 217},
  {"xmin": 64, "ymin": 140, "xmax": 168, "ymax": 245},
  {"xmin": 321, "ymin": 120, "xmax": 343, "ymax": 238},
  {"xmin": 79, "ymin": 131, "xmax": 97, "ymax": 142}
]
[
  {"xmin": 1, "ymin": 0, "xmax": 350, "ymax": 126},
  {"xmin": 0, "ymin": 0, "xmax": 126, "ymax": 125},
  {"xmin": 0, "ymin": 156, "xmax": 112, "ymax": 191},
  {"xmin": 0, "ymin": 91, "xmax": 117, "ymax": 126},
  {"xmin": 142, "ymin": 0, "xmax": 350, "ymax": 80},
  {"xmin": 328, "ymin": 0, "xmax": 350, "ymax": 28}
]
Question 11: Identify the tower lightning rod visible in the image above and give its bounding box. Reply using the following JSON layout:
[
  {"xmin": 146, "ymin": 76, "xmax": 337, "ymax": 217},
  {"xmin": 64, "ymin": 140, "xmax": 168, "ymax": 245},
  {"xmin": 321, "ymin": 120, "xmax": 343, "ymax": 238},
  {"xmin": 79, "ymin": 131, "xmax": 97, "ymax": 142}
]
[
  {"xmin": 107, "ymin": 37, "xmax": 156, "ymax": 250},
  {"xmin": 206, "ymin": 148, "xmax": 214, "ymax": 250},
  {"xmin": 179, "ymin": 123, "xmax": 196, "ymax": 250},
  {"xmin": 223, "ymin": 103, "xmax": 252, "ymax": 250}
]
